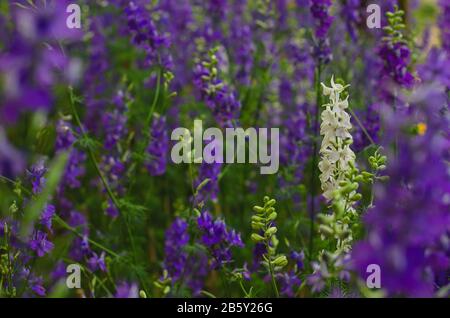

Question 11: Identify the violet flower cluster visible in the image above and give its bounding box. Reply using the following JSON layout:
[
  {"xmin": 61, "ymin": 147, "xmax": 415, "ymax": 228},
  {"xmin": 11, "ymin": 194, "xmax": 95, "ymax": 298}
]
[{"xmin": 310, "ymin": 0, "xmax": 334, "ymax": 63}]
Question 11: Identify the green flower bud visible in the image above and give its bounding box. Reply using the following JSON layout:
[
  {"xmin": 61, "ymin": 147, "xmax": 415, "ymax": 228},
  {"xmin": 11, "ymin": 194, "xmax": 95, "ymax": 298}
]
[
  {"xmin": 362, "ymin": 171, "xmax": 373, "ymax": 178},
  {"xmin": 265, "ymin": 199, "xmax": 276, "ymax": 207},
  {"xmin": 268, "ymin": 212, "xmax": 277, "ymax": 221},
  {"xmin": 319, "ymin": 224, "xmax": 334, "ymax": 236},
  {"xmin": 193, "ymin": 208, "xmax": 201, "ymax": 218},
  {"xmin": 272, "ymin": 255, "xmax": 288, "ymax": 267},
  {"xmin": 253, "ymin": 206, "xmax": 264, "ymax": 214},
  {"xmin": 251, "ymin": 233, "xmax": 265, "ymax": 242},
  {"xmin": 251, "ymin": 221, "xmax": 265, "ymax": 230},
  {"xmin": 139, "ymin": 290, "xmax": 147, "ymax": 298},
  {"xmin": 265, "ymin": 227, "xmax": 277, "ymax": 237},
  {"xmin": 163, "ymin": 286, "xmax": 170, "ymax": 295},
  {"xmin": 251, "ymin": 215, "xmax": 264, "ymax": 222}
]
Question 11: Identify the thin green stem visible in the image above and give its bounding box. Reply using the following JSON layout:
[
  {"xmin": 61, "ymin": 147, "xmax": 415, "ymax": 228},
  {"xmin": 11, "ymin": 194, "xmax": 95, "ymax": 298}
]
[
  {"xmin": 308, "ymin": 63, "xmax": 322, "ymax": 261},
  {"xmin": 265, "ymin": 243, "xmax": 280, "ymax": 298},
  {"xmin": 348, "ymin": 107, "xmax": 376, "ymax": 146},
  {"xmin": 146, "ymin": 67, "xmax": 162, "ymax": 125}
]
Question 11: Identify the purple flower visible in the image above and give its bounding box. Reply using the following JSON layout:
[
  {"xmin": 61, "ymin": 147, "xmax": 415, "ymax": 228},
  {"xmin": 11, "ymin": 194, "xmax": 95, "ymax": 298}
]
[
  {"xmin": 194, "ymin": 50, "xmax": 241, "ymax": 128},
  {"xmin": 163, "ymin": 218, "xmax": 190, "ymax": 281},
  {"xmin": 30, "ymin": 277, "xmax": 46, "ymax": 297},
  {"xmin": 115, "ymin": 282, "xmax": 139, "ymax": 298},
  {"xmin": 69, "ymin": 211, "xmax": 88, "ymax": 230},
  {"xmin": 185, "ymin": 251, "xmax": 209, "ymax": 296},
  {"xmin": 28, "ymin": 160, "xmax": 47, "ymax": 194},
  {"xmin": 280, "ymin": 103, "xmax": 312, "ymax": 185},
  {"xmin": 439, "ymin": 0, "xmax": 450, "ymax": 54},
  {"xmin": 352, "ymin": 68, "xmax": 450, "ymax": 297},
  {"xmin": 339, "ymin": 0, "xmax": 362, "ymax": 41},
  {"xmin": 290, "ymin": 250, "xmax": 305, "ymax": 270},
  {"xmin": 124, "ymin": 1, "xmax": 172, "ymax": 69},
  {"xmin": 197, "ymin": 211, "xmax": 244, "ymax": 269},
  {"xmin": 227, "ymin": 4, "xmax": 255, "ymax": 86},
  {"xmin": 52, "ymin": 261, "xmax": 67, "ymax": 281},
  {"xmin": 310, "ymin": 0, "xmax": 334, "ymax": 63},
  {"xmin": 310, "ymin": 0, "xmax": 334, "ymax": 39},
  {"xmin": 87, "ymin": 252, "xmax": 107, "ymax": 272},
  {"xmin": 55, "ymin": 119, "xmax": 87, "ymax": 190},
  {"xmin": 40, "ymin": 204, "xmax": 56, "ymax": 231},
  {"xmin": 277, "ymin": 271, "xmax": 302, "ymax": 297},
  {"xmin": 29, "ymin": 230, "xmax": 54, "ymax": 257},
  {"xmin": 70, "ymin": 235, "xmax": 90, "ymax": 261},
  {"xmin": 65, "ymin": 150, "xmax": 86, "ymax": 189},
  {"xmin": 56, "ymin": 120, "xmax": 76, "ymax": 150},
  {"xmin": 307, "ymin": 261, "xmax": 329, "ymax": 293},
  {"xmin": 378, "ymin": 41, "xmax": 415, "ymax": 89},
  {"xmin": 146, "ymin": 115, "xmax": 169, "ymax": 176},
  {"xmin": 0, "ymin": 1, "xmax": 82, "ymax": 122},
  {"xmin": 103, "ymin": 90, "xmax": 129, "ymax": 151}
]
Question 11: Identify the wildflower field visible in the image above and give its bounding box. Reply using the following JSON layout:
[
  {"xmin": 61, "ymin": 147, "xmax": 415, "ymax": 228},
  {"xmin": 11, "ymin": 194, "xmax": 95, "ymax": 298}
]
[{"xmin": 0, "ymin": 0, "xmax": 449, "ymax": 299}]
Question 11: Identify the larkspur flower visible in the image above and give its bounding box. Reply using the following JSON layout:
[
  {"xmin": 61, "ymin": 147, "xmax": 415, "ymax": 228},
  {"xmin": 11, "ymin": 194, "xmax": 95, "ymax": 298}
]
[
  {"xmin": 0, "ymin": 1, "xmax": 81, "ymax": 122},
  {"xmin": 28, "ymin": 160, "xmax": 47, "ymax": 194},
  {"xmin": 103, "ymin": 90, "xmax": 129, "ymax": 151},
  {"xmin": 439, "ymin": 0, "xmax": 450, "ymax": 54},
  {"xmin": 277, "ymin": 270, "xmax": 302, "ymax": 297},
  {"xmin": 163, "ymin": 218, "xmax": 190, "ymax": 281},
  {"xmin": 352, "ymin": 58, "xmax": 450, "ymax": 297},
  {"xmin": 40, "ymin": 204, "xmax": 56, "ymax": 232},
  {"xmin": 29, "ymin": 230, "xmax": 54, "ymax": 257},
  {"xmin": 124, "ymin": 1, "xmax": 172, "ymax": 69},
  {"xmin": 146, "ymin": 114, "xmax": 169, "ymax": 176},
  {"xmin": 310, "ymin": 0, "xmax": 334, "ymax": 63},
  {"xmin": 290, "ymin": 250, "xmax": 305, "ymax": 270},
  {"xmin": 56, "ymin": 119, "xmax": 86, "ymax": 190},
  {"xmin": 115, "ymin": 282, "xmax": 139, "ymax": 298},
  {"xmin": 197, "ymin": 211, "xmax": 244, "ymax": 269},
  {"xmin": 228, "ymin": 1, "xmax": 255, "ymax": 86},
  {"xmin": 280, "ymin": 103, "xmax": 312, "ymax": 187},
  {"xmin": 319, "ymin": 77, "xmax": 355, "ymax": 201},
  {"xmin": 378, "ymin": 41, "xmax": 415, "ymax": 89},
  {"xmin": 87, "ymin": 252, "xmax": 107, "ymax": 272},
  {"xmin": 339, "ymin": 0, "xmax": 362, "ymax": 41},
  {"xmin": 194, "ymin": 49, "xmax": 241, "ymax": 128}
]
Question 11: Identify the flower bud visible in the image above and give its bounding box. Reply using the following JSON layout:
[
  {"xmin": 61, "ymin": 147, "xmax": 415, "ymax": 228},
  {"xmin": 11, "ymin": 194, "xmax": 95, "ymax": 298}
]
[
  {"xmin": 252, "ymin": 221, "xmax": 264, "ymax": 230},
  {"xmin": 268, "ymin": 212, "xmax": 277, "ymax": 221},
  {"xmin": 253, "ymin": 206, "xmax": 264, "ymax": 213},
  {"xmin": 265, "ymin": 227, "xmax": 277, "ymax": 237},
  {"xmin": 139, "ymin": 290, "xmax": 147, "ymax": 298},
  {"xmin": 251, "ymin": 233, "xmax": 265, "ymax": 242},
  {"xmin": 272, "ymin": 255, "xmax": 288, "ymax": 267}
]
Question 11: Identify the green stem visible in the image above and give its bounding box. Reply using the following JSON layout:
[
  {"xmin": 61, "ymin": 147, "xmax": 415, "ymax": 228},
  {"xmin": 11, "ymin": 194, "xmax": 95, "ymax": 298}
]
[
  {"xmin": 146, "ymin": 67, "xmax": 162, "ymax": 125},
  {"xmin": 348, "ymin": 107, "xmax": 376, "ymax": 146},
  {"xmin": 308, "ymin": 63, "xmax": 322, "ymax": 261},
  {"xmin": 265, "ymin": 243, "xmax": 280, "ymax": 298}
]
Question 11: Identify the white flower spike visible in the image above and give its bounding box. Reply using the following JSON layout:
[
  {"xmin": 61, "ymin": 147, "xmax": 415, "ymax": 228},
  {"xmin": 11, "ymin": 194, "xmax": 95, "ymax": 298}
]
[{"xmin": 319, "ymin": 76, "xmax": 356, "ymax": 201}]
